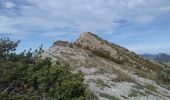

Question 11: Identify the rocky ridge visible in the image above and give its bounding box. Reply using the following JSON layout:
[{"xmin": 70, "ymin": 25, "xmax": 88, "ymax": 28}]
[{"xmin": 42, "ymin": 32, "xmax": 170, "ymax": 100}]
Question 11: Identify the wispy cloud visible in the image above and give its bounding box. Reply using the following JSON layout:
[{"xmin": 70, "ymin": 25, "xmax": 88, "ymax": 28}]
[
  {"xmin": 1, "ymin": 0, "xmax": 170, "ymax": 35},
  {"xmin": 0, "ymin": 0, "xmax": 170, "ymax": 53}
]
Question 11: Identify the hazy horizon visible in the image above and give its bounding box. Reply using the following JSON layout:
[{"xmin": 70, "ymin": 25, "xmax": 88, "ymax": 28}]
[{"xmin": 0, "ymin": 0, "xmax": 170, "ymax": 54}]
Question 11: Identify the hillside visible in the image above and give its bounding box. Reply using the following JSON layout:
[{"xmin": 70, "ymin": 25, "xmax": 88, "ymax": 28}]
[{"xmin": 43, "ymin": 32, "xmax": 170, "ymax": 100}]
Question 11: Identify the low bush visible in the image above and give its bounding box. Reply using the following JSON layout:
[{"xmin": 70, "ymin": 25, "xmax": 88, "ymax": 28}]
[
  {"xmin": 99, "ymin": 93, "xmax": 120, "ymax": 100},
  {"xmin": 0, "ymin": 38, "xmax": 94, "ymax": 100}
]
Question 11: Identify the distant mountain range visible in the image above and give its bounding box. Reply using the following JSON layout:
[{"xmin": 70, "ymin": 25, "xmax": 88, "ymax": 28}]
[{"xmin": 142, "ymin": 53, "xmax": 170, "ymax": 64}]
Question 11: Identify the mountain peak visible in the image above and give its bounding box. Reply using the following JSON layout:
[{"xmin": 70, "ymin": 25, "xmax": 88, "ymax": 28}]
[
  {"xmin": 76, "ymin": 32, "xmax": 119, "ymax": 59},
  {"xmin": 77, "ymin": 32, "xmax": 99, "ymax": 41},
  {"xmin": 76, "ymin": 32, "xmax": 107, "ymax": 47},
  {"xmin": 43, "ymin": 32, "xmax": 170, "ymax": 100},
  {"xmin": 80, "ymin": 32, "xmax": 94, "ymax": 36}
]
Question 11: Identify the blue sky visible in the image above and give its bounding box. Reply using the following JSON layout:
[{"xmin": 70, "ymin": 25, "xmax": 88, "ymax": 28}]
[{"xmin": 0, "ymin": 0, "xmax": 170, "ymax": 54}]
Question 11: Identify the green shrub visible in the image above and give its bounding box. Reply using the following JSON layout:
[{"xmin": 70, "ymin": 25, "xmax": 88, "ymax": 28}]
[
  {"xmin": 111, "ymin": 68, "xmax": 135, "ymax": 82},
  {"xmin": 128, "ymin": 89, "xmax": 146, "ymax": 97},
  {"xmin": 88, "ymin": 48, "xmax": 124, "ymax": 64},
  {"xmin": 128, "ymin": 91, "xmax": 138, "ymax": 97},
  {"xmin": 158, "ymin": 69, "xmax": 170, "ymax": 84},
  {"xmin": 95, "ymin": 79, "xmax": 110, "ymax": 88},
  {"xmin": 99, "ymin": 93, "xmax": 121, "ymax": 100},
  {"xmin": 0, "ymin": 38, "xmax": 94, "ymax": 100},
  {"xmin": 145, "ymin": 84, "xmax": 157, "ymax": 92}
]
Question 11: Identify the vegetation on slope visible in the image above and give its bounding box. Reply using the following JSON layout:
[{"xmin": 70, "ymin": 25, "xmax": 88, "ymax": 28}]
[
  {"xmin": 0, "ymin": 38, "xmax": 94, "ymax": 100},
  {"xmin": 76, "ymin": 32, "xmax": 170, "ymax": 85}
]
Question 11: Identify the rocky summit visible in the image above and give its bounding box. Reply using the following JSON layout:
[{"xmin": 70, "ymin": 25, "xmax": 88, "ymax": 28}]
[{"xmin": 42, "ymin": 32, "xmax": 170, "ymax": 100}]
